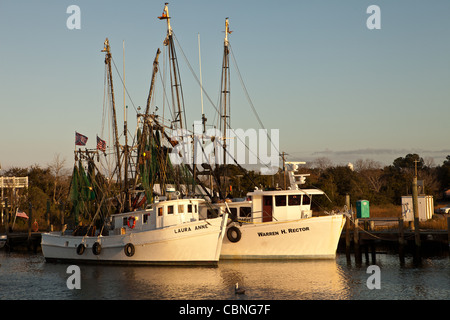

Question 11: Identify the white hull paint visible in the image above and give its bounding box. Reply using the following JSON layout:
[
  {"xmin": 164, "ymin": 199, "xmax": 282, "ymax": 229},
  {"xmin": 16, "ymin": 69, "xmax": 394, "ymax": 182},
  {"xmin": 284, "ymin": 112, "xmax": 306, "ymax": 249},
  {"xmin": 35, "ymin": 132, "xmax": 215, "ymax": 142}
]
[
  {"xmin": 42, "ymin": 215, "xmax": 227, "ymax": 266},
  {"xmin": 220, "ymin": 214, "xmax": 345, "ymax": 260}
]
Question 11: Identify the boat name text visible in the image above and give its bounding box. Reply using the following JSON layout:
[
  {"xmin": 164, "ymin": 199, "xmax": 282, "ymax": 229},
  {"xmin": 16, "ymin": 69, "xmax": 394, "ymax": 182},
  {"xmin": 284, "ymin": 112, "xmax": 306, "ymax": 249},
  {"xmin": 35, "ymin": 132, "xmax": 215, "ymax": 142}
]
[
  {"xmin": 174, "ymin": 224, "xmax": 208, "ymax": 234},
  {"xmin": 257, "ymin": 227, "xmax": 310, "ymax": 237}
]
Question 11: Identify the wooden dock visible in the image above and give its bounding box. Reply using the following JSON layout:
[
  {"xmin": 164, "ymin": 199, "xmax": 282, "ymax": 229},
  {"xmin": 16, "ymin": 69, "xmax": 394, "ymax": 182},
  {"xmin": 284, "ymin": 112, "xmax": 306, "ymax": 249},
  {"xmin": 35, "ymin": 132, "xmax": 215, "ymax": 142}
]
[
  {"xmin": 339, "ymin": 216, "xmax": 450, "ymax": 262},
  {"xmin": 3, "ymin": 232, "xmax": 42, "ymax": 252}
]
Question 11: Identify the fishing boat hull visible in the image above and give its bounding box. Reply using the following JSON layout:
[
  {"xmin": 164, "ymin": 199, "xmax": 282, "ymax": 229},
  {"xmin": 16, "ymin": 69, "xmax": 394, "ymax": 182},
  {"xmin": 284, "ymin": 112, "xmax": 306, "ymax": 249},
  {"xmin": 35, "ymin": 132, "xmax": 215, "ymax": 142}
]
[
  {"xmin": 220, "ymin": 214, "xmax": 345, "ymax": 260},
  {"xmin": 41, "ymin": 215, "xmax": 227, "ymax": 266}
]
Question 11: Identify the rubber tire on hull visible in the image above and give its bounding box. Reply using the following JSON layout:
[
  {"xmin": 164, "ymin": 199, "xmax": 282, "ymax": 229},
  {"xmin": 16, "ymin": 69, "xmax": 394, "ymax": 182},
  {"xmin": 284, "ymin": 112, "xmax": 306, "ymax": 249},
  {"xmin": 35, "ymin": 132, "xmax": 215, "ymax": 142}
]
[
  {"xmin": 124, "ymin": 243, "xmax": 135, "ymax": 257},
  {"xmin": 76, "ymin": 243, "xmax": 85, "ymax": 255},
  {"xmin": 227, "ymin": 226, "xmax": 242, "ymax": 243},
  {"xmin": 92, "ymin": 242, "xmax": 102, "ymax": 255}
]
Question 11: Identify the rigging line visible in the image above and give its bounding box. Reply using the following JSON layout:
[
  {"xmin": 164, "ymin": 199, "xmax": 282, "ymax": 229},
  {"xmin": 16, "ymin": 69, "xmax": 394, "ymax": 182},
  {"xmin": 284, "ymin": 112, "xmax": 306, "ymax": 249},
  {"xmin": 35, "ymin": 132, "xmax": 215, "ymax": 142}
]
[
  {"xmin": 346, "ymin": 216, "xmax": 402, "ymax": 242},
  {"xmin": 228, "ymin": 43, "xmax": 280, "ymax": 156},
  {"xmin": 212, "ymin": 136, "xmax": 262, "ymax": 188},
  {"xmin": 168, "ymin": 35, "xmax": 187, "ymax": 131},
  {"xmin": 172, "ymin": 33, "xmax": 221, "ymax": 116},
  {"xmin": 157, "ymin": 62, "xmax": 175, "ymax": 122},
  {"xmin": 110, "ymin": 56, "xmax": 138, "ymax": 113},
  {"xmin": 101, "ymin": 66, "xmax": 108, "ymax": 138},
  {"xmin": 171, "ymin": 33, "xmax": 273, "ymax": 173}
]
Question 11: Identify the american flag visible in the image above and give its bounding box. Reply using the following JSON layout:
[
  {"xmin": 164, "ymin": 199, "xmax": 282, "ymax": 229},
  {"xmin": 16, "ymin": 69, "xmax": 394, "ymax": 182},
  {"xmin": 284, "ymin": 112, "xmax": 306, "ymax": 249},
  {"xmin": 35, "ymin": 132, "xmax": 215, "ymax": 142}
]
[
  {"xmin": 97, "ymin": 136, "xmax": 106, "ymax": 151},
  {"xmin": 16, "ymin": 210, "xmax": 29, "ymax": 219},
  {"xmin": 75, "ymin": 132, "xmax": 88, "ymax": 146}
]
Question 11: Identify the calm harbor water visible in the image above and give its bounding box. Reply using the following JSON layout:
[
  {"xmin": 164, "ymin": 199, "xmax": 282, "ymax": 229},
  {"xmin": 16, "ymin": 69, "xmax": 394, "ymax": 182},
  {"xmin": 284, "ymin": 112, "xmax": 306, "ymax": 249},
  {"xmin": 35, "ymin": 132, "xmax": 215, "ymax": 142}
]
[{"xmin": 0, "ymin": 251, "xmax": 449, "ymax": 300}]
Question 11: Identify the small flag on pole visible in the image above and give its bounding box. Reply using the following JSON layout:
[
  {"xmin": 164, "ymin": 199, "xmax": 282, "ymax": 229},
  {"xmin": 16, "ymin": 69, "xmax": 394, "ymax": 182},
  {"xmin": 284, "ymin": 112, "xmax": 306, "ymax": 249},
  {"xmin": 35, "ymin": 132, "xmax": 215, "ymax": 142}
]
[
  {"xmin": 75, "ymin": 132, "xmax": 88, "ymax": 146},
  {"xmin": 16, "ymin": 210, "xmax": 29, "ymax": 219},
  {"xmin": 97, "ymin": 136, "xmax": 106, "ymax": 151}
]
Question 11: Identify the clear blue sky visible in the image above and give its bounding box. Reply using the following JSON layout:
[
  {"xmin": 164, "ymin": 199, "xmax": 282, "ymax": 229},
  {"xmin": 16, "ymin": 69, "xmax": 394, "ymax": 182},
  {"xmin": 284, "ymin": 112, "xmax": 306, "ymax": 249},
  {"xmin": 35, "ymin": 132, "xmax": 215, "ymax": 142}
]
[{"xmin": 1, "ymin": 0, "xmax": 450, "ymax": 170}]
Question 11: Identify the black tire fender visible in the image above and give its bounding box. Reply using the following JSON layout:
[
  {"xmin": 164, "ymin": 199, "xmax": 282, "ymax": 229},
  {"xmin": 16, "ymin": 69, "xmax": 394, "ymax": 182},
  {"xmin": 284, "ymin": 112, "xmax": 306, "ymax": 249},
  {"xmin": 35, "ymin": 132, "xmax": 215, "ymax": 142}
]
[
  {"xmin": 227, "ymin": 226, "xmax": 242, "ymax": 243},
  {"xmin": 92, "ymin": 242, "xmax": 102, "ymax": 255},
  {"xmin": 124, "ymin": 243, "xmax": 135, "ymax": 257},
  {"xmin": 76, "ymin": 243, "xmax": 85, "ymax": 255}
]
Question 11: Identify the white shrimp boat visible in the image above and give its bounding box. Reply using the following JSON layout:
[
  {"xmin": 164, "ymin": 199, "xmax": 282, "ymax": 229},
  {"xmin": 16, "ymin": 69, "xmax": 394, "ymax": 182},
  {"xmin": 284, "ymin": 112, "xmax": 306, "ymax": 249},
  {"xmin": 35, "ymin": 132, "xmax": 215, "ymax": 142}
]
[
  {"xmin": 42, "ymin": 12, "xmax": 230, "ymax": 266},
  {"xmin": 42, "ymin": 198, "xmax": 228, "ymax": 265},
  {"xmin": 200, "ymin": 163, "xmax": 346, "ymax": 260}
]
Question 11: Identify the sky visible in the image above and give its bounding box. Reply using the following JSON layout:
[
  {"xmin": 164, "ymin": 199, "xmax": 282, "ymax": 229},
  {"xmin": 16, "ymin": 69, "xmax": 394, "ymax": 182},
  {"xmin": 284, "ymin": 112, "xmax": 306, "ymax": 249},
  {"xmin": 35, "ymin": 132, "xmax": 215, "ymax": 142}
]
[{"xmin": 1, "ymin": 0, "xmax": 450, "ymax": 171}]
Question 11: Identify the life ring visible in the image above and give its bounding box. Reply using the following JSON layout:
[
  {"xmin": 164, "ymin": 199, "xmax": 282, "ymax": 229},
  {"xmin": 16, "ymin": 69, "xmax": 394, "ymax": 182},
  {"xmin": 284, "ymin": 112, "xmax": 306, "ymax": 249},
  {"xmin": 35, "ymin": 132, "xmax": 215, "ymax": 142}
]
[
  {"xmin": 32, "ymin": 220, "xmax": 39, "ymax": 232},
  {"xmin": 127, "ymin": 216, "xmax": 136, "ymax": 229},
  {"xmin": 92, "ymin": 242, "xmax": 102, "ymax": 255},
  {"xmin": 76, "ymin": 243, "xmax": 85, "ymax": 255},
  {"xmin": 124, "ymin": 243, "xmax": 135, "ymax": 257},
  {"xmin": 227, "ymin": 226, "xmax": 241, "ymax": 243}
]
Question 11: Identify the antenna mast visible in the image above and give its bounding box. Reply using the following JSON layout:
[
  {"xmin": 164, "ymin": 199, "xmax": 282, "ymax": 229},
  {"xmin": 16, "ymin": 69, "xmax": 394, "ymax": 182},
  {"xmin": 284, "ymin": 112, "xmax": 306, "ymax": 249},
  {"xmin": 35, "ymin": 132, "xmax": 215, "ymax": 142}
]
[
  {"xmin": 102, "ymin": 38, "xmax": 123, "ymax": 190},
  {"xmin": 198, "ymin": 33, "xmax": 207, "ymax": 135},
  {"xmin": 220, "ymin": 17, "xmax": 231, "ymax": 166},
  {"xmin": 158, "ymin": 2, "xmax": 186, "ymax": 132}
]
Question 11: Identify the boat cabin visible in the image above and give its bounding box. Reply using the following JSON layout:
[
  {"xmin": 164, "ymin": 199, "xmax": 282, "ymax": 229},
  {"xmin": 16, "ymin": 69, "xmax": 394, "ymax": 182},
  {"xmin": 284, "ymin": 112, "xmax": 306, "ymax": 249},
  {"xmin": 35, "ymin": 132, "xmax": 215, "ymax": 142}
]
[
  {"xmin": 248, "ymin": 189, "xmax": 324, "ymax": 222},
  {"xmin": 110, "ymin": 198, "xmax": 205, "ymax": 235},
  {"xmin": 199, "ymin": 189, "xmax": 324, "ymax": 223}
]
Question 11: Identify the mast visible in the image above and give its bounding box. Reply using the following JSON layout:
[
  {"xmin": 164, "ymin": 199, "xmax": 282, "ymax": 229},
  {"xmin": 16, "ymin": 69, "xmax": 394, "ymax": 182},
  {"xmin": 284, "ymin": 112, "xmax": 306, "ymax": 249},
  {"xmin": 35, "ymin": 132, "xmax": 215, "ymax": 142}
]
[
  {"xmin": 101, "ymin": 38, "xmax": 123, "ymax": 193},
  {"xmin": 198, "ymin": 33, "xmax": 207, "ymax": 136},
  {"xmin": 218, "ymin": 18, "xmax": 232, "ymax": 198},
  {"xmin": 133, "ymin": 48, "xmax": 161, "ymax": 193},
  {"xmin": 220, "ymin": 18, "xmax": 231, "ymax": 167},
  {"xmin": 122, "ymin": 41, "xmax": 131, "ymax": 212},
  {"xmin": 159, "ymin": 2, "xmax": 186, "ymax": 132}
]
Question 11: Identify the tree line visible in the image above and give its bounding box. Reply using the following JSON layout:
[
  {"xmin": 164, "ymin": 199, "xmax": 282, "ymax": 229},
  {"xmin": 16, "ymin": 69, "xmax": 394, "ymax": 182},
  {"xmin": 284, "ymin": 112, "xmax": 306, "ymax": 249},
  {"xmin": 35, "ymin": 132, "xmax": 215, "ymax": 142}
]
[
  {"xmin": 1, "ymin": 153, "xmax": 449, "ymax": 230},
  {"xmin": 228, "ymin": 153, "xmax": 450, "ymax": 209}
]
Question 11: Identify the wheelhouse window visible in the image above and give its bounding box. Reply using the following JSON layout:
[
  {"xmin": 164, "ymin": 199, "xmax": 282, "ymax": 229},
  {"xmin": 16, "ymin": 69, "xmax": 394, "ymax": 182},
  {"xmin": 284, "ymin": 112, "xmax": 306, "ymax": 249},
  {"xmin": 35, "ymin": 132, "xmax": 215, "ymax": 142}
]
[
  {"xmin": 303, "ymin": 195, "xmax": 311, "ymax": 205},
  {"xmin": 143, "ymin": 213, "xmax": 149, "ymax": 224},
  {"xmin": 178, "ymin": 205, "xmax": 184, "ymax": 213},
  {"xmin": 288, "ymin": 195, "xmax": 301, "ymax": 206},
  {"xmin": 275, "ymin": 195, "xmax": 286, "ymax": 206},
  {"xmin": 122, "ymin": 217, "xmax": 127, "ymax": 226},
  {"xmin": 158, "ymin": 207, "xmax": 163, "ymax": 216},
  {"xmin": 229, "ymin": 208, "xmax": 238, "ymax": 220},
  {"xmin": 168, "ymin": 205, "xmax": 174, "ymax": 214},
  {"xmin": 207, "ymin": 209, "xmax": 219, "ymax": 218},
  {"xmin": 188, "ymin": 204, "xmax": 192, "ymax": 213},
  {"xmin": 239, "ymin": 207, "xmax": 251, "ymax": 218}
]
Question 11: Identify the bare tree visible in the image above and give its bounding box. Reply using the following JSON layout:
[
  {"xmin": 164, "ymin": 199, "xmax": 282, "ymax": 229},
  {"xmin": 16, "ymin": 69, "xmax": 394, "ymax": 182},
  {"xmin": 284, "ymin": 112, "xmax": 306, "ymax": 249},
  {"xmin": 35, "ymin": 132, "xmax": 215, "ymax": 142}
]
[
  {"xmin": 48, "ymin": 154, "xmax": 70, "ymax": 203},
  {"xmin": 355, "ymin": 158, "xmax": 384, "ymax": 193},
  {"xmin": 312, "ymin": 157, "xmax": 333, "ymax": 173}
]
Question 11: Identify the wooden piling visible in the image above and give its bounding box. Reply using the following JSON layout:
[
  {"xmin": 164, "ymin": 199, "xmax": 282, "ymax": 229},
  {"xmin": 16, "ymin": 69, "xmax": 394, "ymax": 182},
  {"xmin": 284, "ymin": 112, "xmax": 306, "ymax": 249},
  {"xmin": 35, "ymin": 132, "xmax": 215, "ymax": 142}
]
[
  {"xmin": 447, "ymin": 217, "xmax": 450, "ymax": 248},
  {"xmin": 353, "ymin": 218, "xmax": 359, "ymax": 246},
  {"xmin": 345, "ymin": 217, "xmax": 351, "ymax": 249},
  {"xmin": 398, "ymin": 218, "xmax": 405, "ymax": 245},
  {"xmin": 27, "ymin": 203, "xmax": 32, "ymax": 241},
  {"xmin": 4, "ymin": 199, "xmax": 9, "ymax": 236}
]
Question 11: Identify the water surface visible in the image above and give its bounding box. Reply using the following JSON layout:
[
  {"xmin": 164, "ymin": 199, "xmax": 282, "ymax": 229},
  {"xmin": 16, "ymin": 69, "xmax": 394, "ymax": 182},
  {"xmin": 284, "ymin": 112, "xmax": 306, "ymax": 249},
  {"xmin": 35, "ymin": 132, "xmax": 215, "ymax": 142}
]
[{"xmin": 0, "ymin": 251, "xmax": 448, "ymax": 300}]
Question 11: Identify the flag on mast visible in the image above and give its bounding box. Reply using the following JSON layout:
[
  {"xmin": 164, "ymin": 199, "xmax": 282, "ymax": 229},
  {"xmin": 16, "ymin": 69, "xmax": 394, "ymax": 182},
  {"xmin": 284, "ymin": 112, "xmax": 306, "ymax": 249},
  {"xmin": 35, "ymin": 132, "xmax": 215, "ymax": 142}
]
[
  {"xmin": 96, "ymin": 136, "xmax": 106, "ymax": 151},
  {"xmin": 75, "ymin": 132, "xmax": 88, "ymax": 146}
]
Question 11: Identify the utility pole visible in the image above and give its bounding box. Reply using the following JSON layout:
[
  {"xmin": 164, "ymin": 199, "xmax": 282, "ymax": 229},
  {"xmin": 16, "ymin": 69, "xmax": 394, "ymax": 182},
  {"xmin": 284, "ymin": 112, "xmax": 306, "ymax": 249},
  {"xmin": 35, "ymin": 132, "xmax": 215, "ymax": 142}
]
[
  {"xmin": 412, "ymin": 160, "xmax": 421, "ymax": 248},
  {"xmin": 280, "ymin": 152, "xmax": 287, "ymax": 189}
]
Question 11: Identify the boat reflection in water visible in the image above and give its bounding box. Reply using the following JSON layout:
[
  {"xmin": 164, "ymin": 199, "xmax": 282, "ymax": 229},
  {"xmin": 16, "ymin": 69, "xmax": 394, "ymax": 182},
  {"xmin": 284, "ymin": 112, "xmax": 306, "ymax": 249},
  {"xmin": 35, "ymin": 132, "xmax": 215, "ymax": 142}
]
[{"xmin": 72, "ymin": 259, "xmax": 349, "ymax": 300}]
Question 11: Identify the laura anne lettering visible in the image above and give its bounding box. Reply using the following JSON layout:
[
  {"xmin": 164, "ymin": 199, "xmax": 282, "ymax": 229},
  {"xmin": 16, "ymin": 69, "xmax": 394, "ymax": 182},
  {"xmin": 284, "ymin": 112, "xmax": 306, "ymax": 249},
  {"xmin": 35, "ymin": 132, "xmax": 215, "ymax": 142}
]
[
  {"xmin": 257, "ymin": 227, "xmax": 310, "ymax": 237},
  {"xmin": 174, "ymin": 224, "xmax": 208, "ymax": 234}
]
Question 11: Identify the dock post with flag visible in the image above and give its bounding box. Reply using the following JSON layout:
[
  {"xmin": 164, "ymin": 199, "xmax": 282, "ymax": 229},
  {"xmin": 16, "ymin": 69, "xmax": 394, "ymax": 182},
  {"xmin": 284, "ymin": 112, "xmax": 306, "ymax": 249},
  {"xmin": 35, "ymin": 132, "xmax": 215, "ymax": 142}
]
[{"xmin": 11, "ymin": 208, "xmax": 29, "ymax": 230}]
